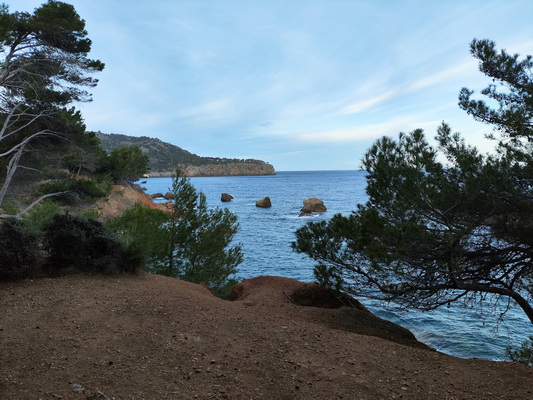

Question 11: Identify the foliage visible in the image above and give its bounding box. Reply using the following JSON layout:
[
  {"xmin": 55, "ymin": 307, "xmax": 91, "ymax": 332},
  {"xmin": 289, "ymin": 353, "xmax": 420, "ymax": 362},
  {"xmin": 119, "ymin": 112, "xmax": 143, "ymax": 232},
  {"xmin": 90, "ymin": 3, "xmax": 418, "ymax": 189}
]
[
  {"xmin": 459, "ymin": 38, "xmax": 533, "ymax": 141},
  {"xmin": 313, "ymin": 264, "xmax": 343, "ymax": 293},
  {"xmin": 0, "ymin": 1, "xmax": 104, "ymax": 217},
  {"xmin": 109, "ymin": 171, "xmax": 243, "ymax": 286},
  {"xmin": 0, "ymin": 206, "xmax": 144, "ymax": 280},
  {"xmin": 293, "ymin": 39, "xmax": 533, "ymax": 324},
  {"xmin": 39, "ymin": 176, "xmax": 108, "ymax": 203},
  {"xmin": 105, "ymin": 145, "xmax": 149, "ymax": 184},
  {"xmin": 163, "ymin": 171, "xmax": 243, "ymax": 286},
  {"xmin": 0, "ymin": 218, "xmax": 42, "ymax": 280},
  {"xmin": 106, "ymin": 203, "xmax": 170, "ymax": 269},
  {"xmin": 43, "ymin": 213, "xmax": 143, "ymax": 275},
  {"xmin": 62, "ymin": 131, "xmax": 108, "ymax": 176},
  {"xmin": 24, "ymin": 199, "xmax": 60, "ymax": 231},
  {"xmin": 506, "ymin": 336, "xmax": 533, "ymax": 366}
]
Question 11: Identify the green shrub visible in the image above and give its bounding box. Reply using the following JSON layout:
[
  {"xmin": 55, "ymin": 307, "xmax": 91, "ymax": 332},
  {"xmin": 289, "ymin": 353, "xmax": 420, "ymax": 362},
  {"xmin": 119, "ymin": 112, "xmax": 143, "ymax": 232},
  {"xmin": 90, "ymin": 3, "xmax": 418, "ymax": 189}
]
[
  {"xmin": 0, "ymin": 219, "xmax": 42, "ymax": 280},
  {"xmin": 25, "ymin": 200, "xmax": 61, "ymax": 232},
  {"xmin": 506, "ymin": 336, "xmax": 533, "ymax": 366},
  {"xmin": 39, "ymin": 177, "xmax": 108, "ymax": 204},
  {"xmin": 107, "ymin": 203, "xmax": 170, "ymax": 270},
  {"xmin": 43, "ymin": 213, "xmax": 142, "ymax": 275}
]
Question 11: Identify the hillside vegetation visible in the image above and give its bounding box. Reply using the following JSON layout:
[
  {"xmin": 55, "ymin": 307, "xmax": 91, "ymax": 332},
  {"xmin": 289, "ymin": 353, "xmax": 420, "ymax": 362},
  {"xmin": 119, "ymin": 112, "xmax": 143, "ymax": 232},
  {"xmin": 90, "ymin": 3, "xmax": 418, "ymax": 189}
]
[{"xmin": 95, "ymin": 132, "xmax": 275, "ymax": 176}]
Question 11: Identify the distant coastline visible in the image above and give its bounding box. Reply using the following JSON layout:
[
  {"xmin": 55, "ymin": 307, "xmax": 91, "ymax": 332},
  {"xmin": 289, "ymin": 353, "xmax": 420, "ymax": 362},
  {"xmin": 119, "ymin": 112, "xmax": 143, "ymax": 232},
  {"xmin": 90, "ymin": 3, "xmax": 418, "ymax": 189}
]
[
  {"xmin": 96, "ymin": 132, "xmax": 276, "ymax": 177},
  {"xmin": 146, "ymin": 161, "xmax": 276, "ymax": 177}
]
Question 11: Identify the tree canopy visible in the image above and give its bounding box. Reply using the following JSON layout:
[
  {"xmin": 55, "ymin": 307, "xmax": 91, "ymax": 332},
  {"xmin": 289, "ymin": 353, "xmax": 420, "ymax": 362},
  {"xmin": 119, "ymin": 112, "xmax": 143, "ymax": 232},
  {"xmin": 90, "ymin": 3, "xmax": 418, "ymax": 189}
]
[
  {"xmin": 293, "ymin": 39, "xmax": 533, "ymax": 324},
  {"xmin": 109, "ymin": 170, "xmax": 243, "ymax": 287},
  {"xmin": 0, "ymin": 1, "xmax": 104, "ymax": 216},
  {"xmin": 106, "ymin": 145, "xmax": 149, "ymax": 184}
]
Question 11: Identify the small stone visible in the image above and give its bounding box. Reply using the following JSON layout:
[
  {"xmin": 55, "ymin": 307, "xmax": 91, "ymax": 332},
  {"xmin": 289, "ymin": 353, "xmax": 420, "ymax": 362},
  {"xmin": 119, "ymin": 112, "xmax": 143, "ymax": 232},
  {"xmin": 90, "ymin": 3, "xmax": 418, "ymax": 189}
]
[
  {"xmin": 86, "ymin": 390, "xmax": 111, "ymax": 400},
  {"xmin": 71, "ymin": 383, "xmax": 84, "ymax": 393}
]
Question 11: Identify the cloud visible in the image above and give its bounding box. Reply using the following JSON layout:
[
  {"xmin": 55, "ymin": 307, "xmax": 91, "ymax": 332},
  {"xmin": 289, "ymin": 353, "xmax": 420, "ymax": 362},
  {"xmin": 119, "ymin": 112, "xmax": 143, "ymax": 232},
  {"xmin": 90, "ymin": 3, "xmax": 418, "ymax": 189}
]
[
  {"xmin": 406, "ymin": 59, "xmax": 478, "ymax": 92},
  {"xmin": 337, "ymin": 90, "xmax": 398, "ymax": 115},
  {"xmin": 176, "ymin": 97, "xmax": 237, "ymax": 122},
  {"xmin": 271, "ymin": 117, "xmax": 443, "ymax": 145}
]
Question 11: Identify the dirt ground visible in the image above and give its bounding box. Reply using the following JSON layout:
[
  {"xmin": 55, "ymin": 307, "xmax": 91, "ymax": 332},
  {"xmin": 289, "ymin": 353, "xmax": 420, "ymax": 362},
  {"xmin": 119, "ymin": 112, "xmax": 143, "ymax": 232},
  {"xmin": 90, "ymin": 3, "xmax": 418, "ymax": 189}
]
[{"xmin": 1, "ymin": 273, "xmax": 532, "ymax": 400}]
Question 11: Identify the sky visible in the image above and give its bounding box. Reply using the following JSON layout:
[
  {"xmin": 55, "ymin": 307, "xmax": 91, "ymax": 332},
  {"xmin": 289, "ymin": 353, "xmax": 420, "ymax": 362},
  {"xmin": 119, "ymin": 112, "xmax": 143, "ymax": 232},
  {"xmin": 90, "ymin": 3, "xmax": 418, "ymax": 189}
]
[{"xmin": 11, "ymin": 0, "xmax": 533, "ymax": 171}]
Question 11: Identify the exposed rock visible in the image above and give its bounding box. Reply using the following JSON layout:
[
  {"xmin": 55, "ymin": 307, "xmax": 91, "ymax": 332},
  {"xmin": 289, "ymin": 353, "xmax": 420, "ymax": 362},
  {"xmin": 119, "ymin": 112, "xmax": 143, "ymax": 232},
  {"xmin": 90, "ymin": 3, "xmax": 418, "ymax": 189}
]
[
  {"xmin": 229, "ymin": 276, "xmax": 429, "ymax": 350},
  {"xmin": 163, "ymin": 191, "xmax": 175, "ymax": 200},
  {"xmin": 300, "ymin": 197, "xmax": 326, "ymax": 214},
  {"xmin": 94, "ymin": 185, "xmax": 171, "ymax": 220},
  {"xmin": 151, "ymin": 192, "xmax": 164, "ymax": 198},
  {"xmin": 86, "ymin": 390, "xmax": 110, "ymax": 400},
  {"xmin": 290, "ymin": 283, "xmax": 371, "ymax": 313},
  {"xmin": 72, "ymin": 383, "xmax": 84, "ymax": 393},
  {"xmin": 221, "ymin": 193, "xmax": 234, "ymax": 202},
  {"xmin": 256, "ymin": 196, "xmax": 272, "ymax": 208}
]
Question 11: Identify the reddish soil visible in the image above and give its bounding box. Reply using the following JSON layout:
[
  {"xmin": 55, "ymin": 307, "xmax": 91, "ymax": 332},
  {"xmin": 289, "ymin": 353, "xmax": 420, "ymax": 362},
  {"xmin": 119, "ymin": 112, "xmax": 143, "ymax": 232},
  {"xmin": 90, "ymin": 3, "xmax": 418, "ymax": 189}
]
[
  {"xmin": 1, "ymin": 273, "xmax": 532, "ymax": 399},
  {"xmin": 94, "ymin": 185, "xmax": 171, "ymax": 219}
]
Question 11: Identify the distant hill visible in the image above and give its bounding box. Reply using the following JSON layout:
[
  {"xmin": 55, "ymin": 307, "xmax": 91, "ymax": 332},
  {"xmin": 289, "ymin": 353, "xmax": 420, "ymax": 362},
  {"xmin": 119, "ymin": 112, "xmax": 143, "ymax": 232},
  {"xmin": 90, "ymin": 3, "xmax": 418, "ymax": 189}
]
[{"xmin": 95, "ymin": 132, "xmax": 275, "ymax": 177}]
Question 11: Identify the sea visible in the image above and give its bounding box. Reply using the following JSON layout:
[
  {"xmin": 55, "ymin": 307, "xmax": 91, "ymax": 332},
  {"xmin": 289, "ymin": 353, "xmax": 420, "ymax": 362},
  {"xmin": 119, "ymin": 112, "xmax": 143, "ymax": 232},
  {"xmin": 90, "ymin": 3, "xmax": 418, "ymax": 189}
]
[{"xmin": 140, "ymin": 170, "xmax": 532, "ymax": 361}]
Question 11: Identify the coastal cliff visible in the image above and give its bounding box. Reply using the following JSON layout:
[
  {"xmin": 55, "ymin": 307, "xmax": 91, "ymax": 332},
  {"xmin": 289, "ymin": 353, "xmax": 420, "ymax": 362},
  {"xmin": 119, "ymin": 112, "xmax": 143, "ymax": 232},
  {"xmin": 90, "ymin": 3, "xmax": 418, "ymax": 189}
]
[{"xmin": 147, "ymin": 161, "xmax": 275, "ymax": 177}]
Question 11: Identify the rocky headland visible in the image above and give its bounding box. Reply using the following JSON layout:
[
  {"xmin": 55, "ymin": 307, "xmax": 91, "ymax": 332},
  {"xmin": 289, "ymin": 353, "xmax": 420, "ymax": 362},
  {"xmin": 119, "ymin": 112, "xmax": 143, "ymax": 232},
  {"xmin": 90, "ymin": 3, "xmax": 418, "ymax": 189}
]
[
  {"xmin": 96, "ymin": 132, "xmax": 276, "ymax": 177},
  {"xmin": 147, "ymin": 161, "xmax": 275, "ymax": 178}
]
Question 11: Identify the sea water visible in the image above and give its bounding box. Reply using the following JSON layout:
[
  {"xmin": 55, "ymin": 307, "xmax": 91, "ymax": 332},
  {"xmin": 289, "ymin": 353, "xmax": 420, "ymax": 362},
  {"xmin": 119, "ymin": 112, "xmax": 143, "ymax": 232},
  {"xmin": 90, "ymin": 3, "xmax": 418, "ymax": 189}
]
[{"xmin": 140, "ymin": 170, "xmax": 532, "ymax": 361}]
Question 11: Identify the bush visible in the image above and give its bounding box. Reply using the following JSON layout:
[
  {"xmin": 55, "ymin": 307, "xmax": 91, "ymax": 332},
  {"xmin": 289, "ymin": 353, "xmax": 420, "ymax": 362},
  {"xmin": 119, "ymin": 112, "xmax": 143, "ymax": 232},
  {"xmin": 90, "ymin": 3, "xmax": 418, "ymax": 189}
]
[
  {"xmin": 0, "ymin": 219, "xmax": 42, "ymax": 280},
  {"xmin": 506, "ymin": 336, "xmax": 533, "ymax": 366},
  {"xmin": 107, "ymin": 203, "xmax": 170, "ymax": 270},
  {"xmin": 39, "ymin": 177, "xmax": 108, "ymax": 204},
  {"xmin": 43, "ymin": 213, "xmax": 143, "ymax": 275},
  {"xmin": 164, "ymin": 172, "xmax": 243, "ymax": 286},
  {"xmin": 25, "ymin": 200, "xmax": 61, "ymax": 231}
]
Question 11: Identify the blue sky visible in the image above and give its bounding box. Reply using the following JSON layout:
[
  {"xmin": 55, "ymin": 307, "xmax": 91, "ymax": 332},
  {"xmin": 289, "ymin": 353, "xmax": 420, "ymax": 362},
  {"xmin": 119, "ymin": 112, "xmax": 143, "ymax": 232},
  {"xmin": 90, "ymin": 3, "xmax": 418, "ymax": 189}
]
[{"xmin": 12, "ymin": 0, "xmax": 533, "ymax": 171}]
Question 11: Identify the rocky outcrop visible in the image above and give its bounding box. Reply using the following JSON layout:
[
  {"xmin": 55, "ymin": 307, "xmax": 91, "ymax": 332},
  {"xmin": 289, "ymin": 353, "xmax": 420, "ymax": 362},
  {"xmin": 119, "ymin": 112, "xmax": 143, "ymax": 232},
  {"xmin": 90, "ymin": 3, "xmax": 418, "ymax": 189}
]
[
  {"xmin": 151, "ymin": 192, "xmax": 164, "ymax": 198},
  {"xmin": 289, "ymin": 283, "xmax": 371, "ymax": 312},
  {"xmin": 256, "ymin": 196, "xmax": 272, "ymax": 208},
  {"xmin": 229, "ymin": 276, "xmax": 429, "ymax": 350},
  {"xmin": 146, "ymin": 162, "xmax": 275, "ymax": 177},
  {"xmin": 300, "ymin": 197, "xmax": 326, "ymax": 216},
  {"xmin": 95, "ymin": 185, "xmax": 171, "ymax": 220},
  {"xmin": 221, "ymin": 193, "xmax": 234, "ymax": 202}
]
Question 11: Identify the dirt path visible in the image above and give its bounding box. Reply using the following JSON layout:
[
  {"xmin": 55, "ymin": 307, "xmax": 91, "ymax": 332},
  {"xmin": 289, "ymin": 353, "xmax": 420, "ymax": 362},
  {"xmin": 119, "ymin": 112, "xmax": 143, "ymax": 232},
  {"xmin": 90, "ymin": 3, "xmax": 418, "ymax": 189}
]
[{"xmin": 1, "ymin": 273, "xmax": 532, "ymax": 399}]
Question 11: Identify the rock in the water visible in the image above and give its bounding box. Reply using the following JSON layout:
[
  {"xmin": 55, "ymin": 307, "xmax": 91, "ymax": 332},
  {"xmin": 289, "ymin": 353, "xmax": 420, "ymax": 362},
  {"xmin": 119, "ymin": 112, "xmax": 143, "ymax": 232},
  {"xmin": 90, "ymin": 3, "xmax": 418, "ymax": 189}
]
[
  {"xmin": 221, "ymin": 193, "xmax": 234, "ymax": 202},
  {"xmin": 300, "ymin": 197, "xmax": 326, "ymax": 214},
  {"xmin": 256, "ymin": 196, "xmax": 272, "ymax": 208},
  {"xmin": 163, "ymin": 191, "xmax": 175, "ymax": 200},
  {"xmin": 151, "ymin": 192, "xmax": 164, "ymax": 198}
]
